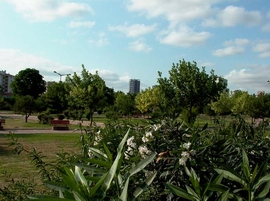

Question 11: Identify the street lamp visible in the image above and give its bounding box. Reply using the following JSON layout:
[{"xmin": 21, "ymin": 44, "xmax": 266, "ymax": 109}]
[{"xmin": 54, "ymin": 71, "xmax": 71, "ymax": 81}]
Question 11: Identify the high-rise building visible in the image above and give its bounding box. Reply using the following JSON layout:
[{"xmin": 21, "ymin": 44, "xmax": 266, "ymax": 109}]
[
  {"xmin": 129, "ymin": 79, "xmax": 140, "ymax": 94},
  {"xmin": 0, "ymin": 70, "xmax": 15, "ymax": 97}
]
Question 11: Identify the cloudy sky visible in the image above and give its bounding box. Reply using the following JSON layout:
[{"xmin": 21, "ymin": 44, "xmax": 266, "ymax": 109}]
[{"xmin": 1, "ymin": 0, "xmax": 270, "ymax": 94}]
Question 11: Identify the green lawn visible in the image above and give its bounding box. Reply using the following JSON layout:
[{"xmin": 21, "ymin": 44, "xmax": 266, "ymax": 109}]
[{"xmin": 0, "ymin": 133, "xmax": 81, "ymax": 190}]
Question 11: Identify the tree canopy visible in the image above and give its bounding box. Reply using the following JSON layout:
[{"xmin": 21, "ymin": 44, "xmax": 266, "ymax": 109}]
[
  {"xmin": 11, "ymin": 68, "xmax": 46, "ymax": 99},
  {"xmin": 158, "ymin": 59, "xmax": 227, "ymax": 124},
  {"xmin": 66, "ymin": 65, "xmax": 106, "ymax": 125}
]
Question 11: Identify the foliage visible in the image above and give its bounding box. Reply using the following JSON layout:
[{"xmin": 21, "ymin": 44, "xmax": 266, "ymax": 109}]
[
  {"xmin": 115, "ymin": 92, "xmax": 136, "ymax": 118},
  {"xmin": 37, "ymin": 111, "xmax": 54, "ymax": 124},
  {"xmin": 66, "ymin": 65, "xmax": 107, "ymax": 125},
  {"xmin": 135, "ymin": 86, "xmax": 161, "ymax": 116},
  {"xmin": 12, "ymin": 95, "xmax": 37, "ymax": 122},
  {"xmin": 10, "ymin": 68, "xmax": 46, "ymax": 99},
  {"xmin": 44, "ymin": 82, "xmax": 69, "ymax": 114},
  {"xmin": 158, "ymin": 59, "xmax": 226, "ymax": 124},
  {"xmin": 210, "ymin": 91, "xmax": 233, "ymax": 116}
]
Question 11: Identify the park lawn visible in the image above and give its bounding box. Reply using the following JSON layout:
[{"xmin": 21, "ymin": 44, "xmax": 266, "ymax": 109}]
[{"xmin": 0, "ymin": 133, "xmax": 82, "ymax": 191}]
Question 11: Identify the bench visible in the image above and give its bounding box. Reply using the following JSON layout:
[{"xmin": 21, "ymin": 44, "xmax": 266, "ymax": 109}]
[
  {"xmin": 0, "ymin": 118, "xmax": 5, "ymax": 130},
  {"xmin": 50, "ymin": 120, "xmax": 70, "ymax": 130}
]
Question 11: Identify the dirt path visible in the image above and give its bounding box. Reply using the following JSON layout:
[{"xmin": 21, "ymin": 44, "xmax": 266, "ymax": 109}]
[{"xmin": 0, "ymin": 113, "xmax": 104, "ymax": 134}]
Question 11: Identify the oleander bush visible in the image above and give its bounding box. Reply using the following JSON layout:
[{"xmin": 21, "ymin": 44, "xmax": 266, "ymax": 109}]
[{"xmin": 1, "ymin": 115, "xmax": 270, "ymax": 200}]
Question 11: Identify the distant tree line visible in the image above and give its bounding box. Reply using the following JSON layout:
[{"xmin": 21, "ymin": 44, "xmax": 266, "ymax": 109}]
[{"xmin": 2, "ymin": 59, "xmax": 269, "ymax": 125}]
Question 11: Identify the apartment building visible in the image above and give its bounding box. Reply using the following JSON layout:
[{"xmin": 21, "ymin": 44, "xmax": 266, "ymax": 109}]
[
  {"xmin": 129, "ymin": 79, "xmax": 140, "ymax": 94},
  {"xmin": 0, "ymin": 70, "xmax": 15, "ymax": 97}
]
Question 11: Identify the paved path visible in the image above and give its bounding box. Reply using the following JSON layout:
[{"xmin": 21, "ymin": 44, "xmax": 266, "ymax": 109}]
[{"xmin": 0, "ymin": 113, "xmax": 104, "ymax": 134}]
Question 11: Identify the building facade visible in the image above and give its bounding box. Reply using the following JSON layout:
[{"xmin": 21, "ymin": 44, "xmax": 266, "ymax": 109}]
[
  {"xmin": 0, "ymin": 70, "xmax": 15, "ymax": 97},
  {"xmin": 129, "ymin": 79, "xmax": 140, "ymax": 94}
]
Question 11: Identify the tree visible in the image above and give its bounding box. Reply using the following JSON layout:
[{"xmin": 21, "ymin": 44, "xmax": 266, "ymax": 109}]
[
  {"xmin": 44, "ymin": 81, "xmax": 69, "ymax": 114},
  {"xmin": 135, "ymin": 86, "xmax": 161, "ymax": 116},
  {"xmin": 210, "ymin": 91, "xmax": 233, "ymax": 116},
  {"xmin": 66, "ymin": 65, "xmax": 106, "ymax": 125},
  {"xmin": 13, "ymin": 95, "xmax": 36, "ymax": 122},
  {"xmin": 158, "ymin": 59, "xmax": 226, "ymax": 124},
  {"xmin": 115, "ymin": 92, "xmax": 135, "ymax": 118},
  {"xmin": 11, "ymin": 68, "xmax": 46, "ymax": 99}
]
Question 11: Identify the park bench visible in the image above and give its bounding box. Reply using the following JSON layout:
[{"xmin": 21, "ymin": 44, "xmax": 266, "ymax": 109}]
[
  {"xmin": 0, "ymin": 118, "xmax": 5, "ymax": 130},
  {"xmin": 50, "ymin": 119, "xmax": 70, "ymax": 130}
]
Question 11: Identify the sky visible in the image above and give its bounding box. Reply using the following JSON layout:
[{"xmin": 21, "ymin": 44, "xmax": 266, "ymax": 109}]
[{"xmin": 1, "ymin": 0, "xmax": 270, "ymax": 94}]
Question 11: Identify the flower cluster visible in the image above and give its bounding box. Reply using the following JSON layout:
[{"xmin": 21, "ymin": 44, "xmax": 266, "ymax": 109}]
[
  {"xmin": 125, "ymin": 136, "xmax": 137, "ymax": 160},
  {"xmin": 138, "ymin": 145, "xmax": 152, "ymax": 159},
  {"xmin": 142, "ymin": 131, "xmax": 154, "ymax": 143},
  {"xmin": 179, "ymin": 142, "xmax": 196, "ymax": 166},
  {"xmin": 94, "ymin": 130, "xmax": 102, "ymax": 146}
]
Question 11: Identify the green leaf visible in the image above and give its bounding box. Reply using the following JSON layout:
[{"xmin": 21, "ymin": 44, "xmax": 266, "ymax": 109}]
[
  {"xmin": 256, "ymin": 181, "xmax": 270, "ymax": 198},
  {"xmin": 119, "ymin": 177, "xmax": 130, "ymax": 201},
  {"xmin": 219, "ymin": 189, "xmax": 230, "ymax": 201},
  {"xmin": 89, "ymin": 172, "xmax": 108, "ymax": 197},
  {"xmin": 43, "ymin": 181, "xmax": 68, "ymax": 192},
  {"xmin": 75, "ymin": 163, "xmax": 108, "ymax": 173},
  {"xmin": 164, "ymin": 183, "xmax": 196, "ymax": 201},
  {"xmin": 132, "ymin": 171, "xmax": 157, "ymax": 199},
  {"xmin": 254, "ymin": 174, "xmax": 270, "ymax": 190},
  {"xmin": 101, "ymin": 129, "xmax": 130, "ymax": 192},
  {"xmin": 88, "ymin": 147, "xmax": 108, "ymax": 161},
  {"xmin": 74, "ymin": 166, "xmax": 88, "ymax": 188},
  {"xmin": 215, "ymin": 169, "xmax": 246, "ymax": 186},
  {"xmin": 242, "ymin": 149, "xmax": 250, "ymax": 182},
  {"xmin": 103, "ymin": 143, "xmax": 113, "ymax": 162},
  {"xmin": 128, "ymin": 153, "xmax": 156, "ymax": 177}
]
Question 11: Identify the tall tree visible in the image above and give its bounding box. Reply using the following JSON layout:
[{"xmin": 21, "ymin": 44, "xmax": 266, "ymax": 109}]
[
  {"xmin": 158, "ymin": 59, "xmax": 226, "ymax": 124},
  {"xmin": 210, "ymin": 91, "xmax": 233, "ymax": 116},
  {"xmin": 66, "ymin": 65, "xmax": 106, "ymax": 125},
  {"xmin": 11, "ymin": 68, "xmax": 46, "ymax": 99},
  {"xmin": 45, "ymin": 81, "xmax": 69, "ymax": 114},
  {"xmin": 12, "ymin": 95, "xmax": 36, "ymax": 122},
  {"xmin": 135, "ymin": 86, "xmax": 161, "ymax": 116},
  {"xmin": 115, "ymin": 92, "xmax": 135, "ymax": 118}
]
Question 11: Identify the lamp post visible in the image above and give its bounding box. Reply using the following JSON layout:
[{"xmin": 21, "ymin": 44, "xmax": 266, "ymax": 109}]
[{"xmin": 54, "ymin": 71, "xmax": 71, "ymax": 82}]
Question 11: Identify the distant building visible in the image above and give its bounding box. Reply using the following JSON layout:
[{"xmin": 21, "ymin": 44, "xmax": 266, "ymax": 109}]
[
  {"xmin": 129, "ymin": 79, "xmax": 140, "ymax": 94},
  {"xmin": 0, "ymin": 70, "xmax": 15, "ymax": 97},
  {"xmin": 216, "ymin": 77, "xmax": 229, "ymax": 92}
]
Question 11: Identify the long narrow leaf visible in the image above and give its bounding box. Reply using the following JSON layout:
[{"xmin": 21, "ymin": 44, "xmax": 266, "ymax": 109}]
[
  {"xmin": 88, "ymin": 147, "xmax": 108, "ymax": 160},
  {"xmin": 242, "ymin": 149, "xmax": 250, "ymax": 182},
  {"xmin": 256, "ymin": 181, "xmax": 270, "ymax": 198},
  {"xmin": 119, "ymin": 177, "xmax": 130, "ymax": 201},
  {"xmin": 101, "ymin": 129, "xmax": 130, "ymax": 192},
  {"xmin": 215, "ymin": 169, "xmax": 246, "ymax": 186},
  {"xmin": 132, "ymin": 171, "xmax": 157, "ymax": 199},
  {"xmin": 103, "ymin": 143, "xmax": 113, "ymax": 162},
  {"xmin": 164, "ymin": 183, "xmax": 196, "ymax": 201},
  {"xmin": 128, "ymin": 153, "xmax": 156, "ymax": 177}
]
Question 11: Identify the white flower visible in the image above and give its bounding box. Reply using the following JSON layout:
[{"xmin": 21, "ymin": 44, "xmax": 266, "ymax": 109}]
[
  {"xmin": 179, "ymin": 157, "xmax": 187, "ymax": 166},
  {"xmin": 183, "ymin": 142, "xmax": 191, "ymax": 150},
  {"xmin": 88, "ymin": 149, "xmax": 93, "ymax": 158},
  {"xmin": 181, "ymin": 151, "xmax": 190, "ymax": 159},
  {"xmin": 139, "ymin": 145, "xmax": 151, "ymax": 158},
  {"xmin": 127, "ymin": 136, "xmax": 136, "ymax": 148},
  {"xmin": 153, "ymin": 124, "xmax": 161, "ymax": 131},
  {"xmin": 145, "ymin": 131, "xmax": 153, "ymax": 138},
  {"xmin": 142, "ymin": 136, "xmax": 149, "ymax": 143},
  {"xmin": 190, "ymin": 149, "xmax": 196, "ymax": 156}
]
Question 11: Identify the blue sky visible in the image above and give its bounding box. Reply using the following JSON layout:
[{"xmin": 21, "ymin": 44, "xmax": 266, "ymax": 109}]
[{"xmin": 1, "ymin": 0, "xmax": 270, "ymax": 94}]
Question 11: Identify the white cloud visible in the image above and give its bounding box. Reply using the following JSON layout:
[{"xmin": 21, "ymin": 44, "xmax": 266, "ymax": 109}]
[
  {"xmin": 203, "ymin": 6, "xmax": 261, "ymax": 27},
  {"xmin": 68, "ymin": 20, "xmax": 95, "ymax": 28},
  {"xmin": 88, "ymin": 32, "xmax": 109, "ymax": 46},
  {"xmin": 108, "ymin": 23, "xmax": 156, "ymax": 37},
  {"xmin": 127, "ymin": 0, "xmax": 215, "ymax": 27},
  {"xmin": 253, "ymin": 43, "xmax": 270, "ymax": 58},
  {"xmin": 213, "ymin": 46, "xmax": 245, "ymax": 57},
  {"xmin": 213, "ymin": 38, "xmax": 249, "ymax": 57},
  {"xmin": 128, "ymin": 39, "xmax": 152, "ymax": 52},
  {"xmin": 0, "ymin": 49, "xmax": 76, "ymax": 81},
  {"xmin": 158, "ymin": 26, "xmax": 211, "ymax": 47},
  {"xmin": 6, "ymin": 0, "xmax": 93, "ymax": 22},
  {"xmin": 261, "ymin": 23, "xmax": 270, "ymax": 32},
  {"xmin": 225, "ymin": 66, "xmax": 270, "ymax": 93},
  {"xmin": 89, "ymin": 69, "xmax": 131, "ymax": 92}
]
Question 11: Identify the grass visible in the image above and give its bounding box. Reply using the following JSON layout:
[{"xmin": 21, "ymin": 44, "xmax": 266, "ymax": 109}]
[{"xmin": 0, "ymin": 133, "xmax": 82, "ymax": 190}]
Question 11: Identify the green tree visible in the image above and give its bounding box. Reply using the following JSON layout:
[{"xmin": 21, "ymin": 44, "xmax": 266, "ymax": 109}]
[
  {"xmin": 66, "ymin": 65, "xmax": 106, "ymax": 125},
  {"xmin": 135, "ymin": 86, "xmax": 161, "ymax": 116},
  {"xmin": 11, "ymin": 68, "xmax": 46, "ymax": 99},
  {"xmin": 210, "ymin": 91, "xmax": 233, "ymax": 116},
  {"xmin": 12, "ymin": 95, "xmax": 36, "ymax": 122},
  {"xmin": 115, "ymin": 92, "xmax": 136, "ymax": 118},
  {"xmin": 231, "ymin": 90, "xmax": 250, "ymax": 115},
  {"xmin": 158, "ymin": 59, "xmax": 226, "ymax": 124},
  {"xmin": 44, "ymin": 81, "xmax": 69, "ymax": 114}
]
